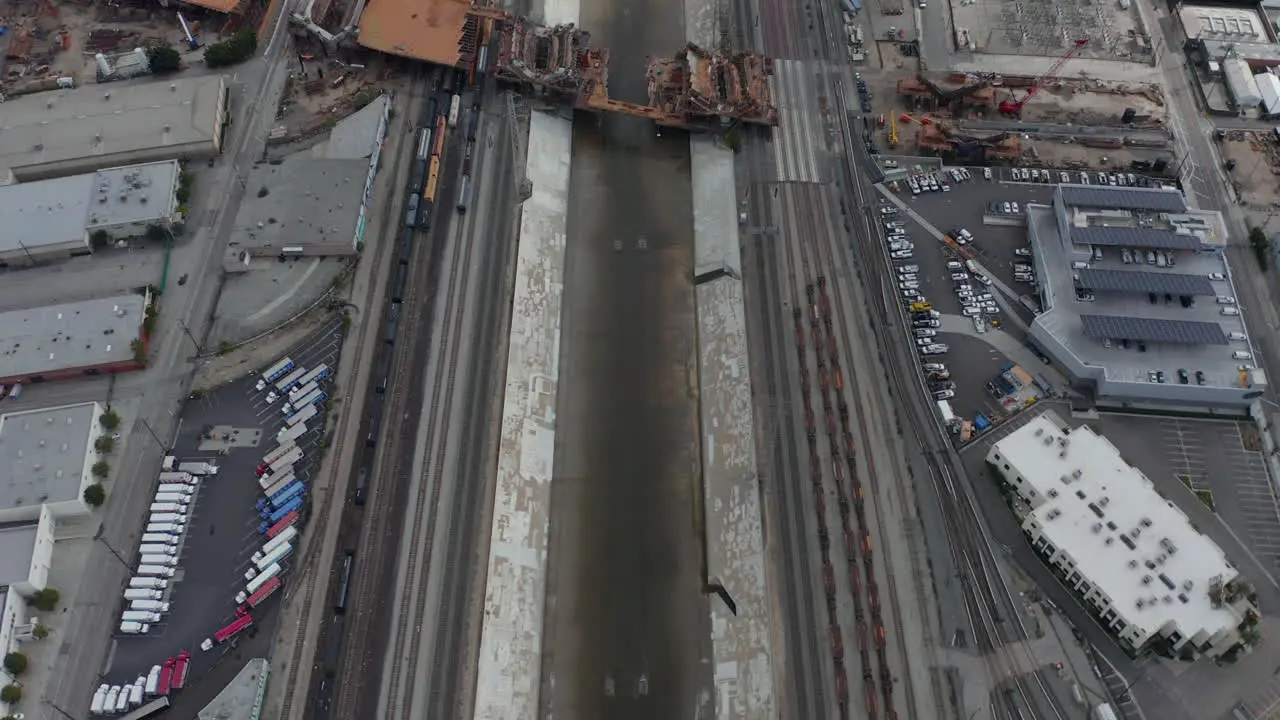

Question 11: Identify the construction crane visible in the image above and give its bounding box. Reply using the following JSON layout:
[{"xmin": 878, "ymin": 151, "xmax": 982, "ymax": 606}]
[
  {"xmin": 888, "ymin": 113, "xmax": 899, "ymax": 148},
  {"xmin": 997, "ymin": 39, "xmax": 1087, "ymax": 117}
]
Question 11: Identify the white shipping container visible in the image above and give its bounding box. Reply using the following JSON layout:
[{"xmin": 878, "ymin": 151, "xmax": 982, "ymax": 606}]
[
  {"xmin": 130, "ymin": 599, "xmax": 170, "ymax": 612},
  {"xmin": 121, "ymin": 610, "xmax": 162, "ymax": 623},
  {"xmin": 138, "ymin": 544, "xmax": 177, "ymax": 556},
  {"xmin": 140, "ymin": 554, "xmax": 178, "ymax": 567},
  {"xmin": 140, "ymin": 533, "xmax": 179, "ymax": 545},
  {"xmin": 136, "ymin": 565, "xmax": 175, "ymax": 577},
  {"xmin": 124, "ymin": 588, "xmax": 163, "ymax": 601},
  {"xmin": 145, "ymin": 521, "xmax": 184, "ymax": 534},
  {"xmin": 129, "ymin": 577, "xmax": 168, "ymax": 589}
]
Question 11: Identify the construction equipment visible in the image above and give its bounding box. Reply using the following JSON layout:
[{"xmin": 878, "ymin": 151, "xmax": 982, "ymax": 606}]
[
  {"xmin": 888, "ymin": 113, "xmax": 899, "ymax": 148},
  {"xmin": 997, "ymin": 39, "xmax": 1087, "ymax": 117}
]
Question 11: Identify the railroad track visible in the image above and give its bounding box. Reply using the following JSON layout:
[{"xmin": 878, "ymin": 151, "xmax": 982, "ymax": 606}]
[
  {"xmin": 276, "ymin": 69, "xmax": 428, "ymax": 720},
  {"xmin": 743, "ymin": 128, "xmax": 829, "ymax": 720}
]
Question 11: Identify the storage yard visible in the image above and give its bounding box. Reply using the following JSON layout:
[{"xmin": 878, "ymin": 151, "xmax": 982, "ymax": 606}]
[{"xmin": 949, "ymin": 0, "xmax": 1152, "ymax": 60}]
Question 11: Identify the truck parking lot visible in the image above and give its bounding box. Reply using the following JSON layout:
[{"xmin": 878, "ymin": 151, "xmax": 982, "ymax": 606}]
[{"xmin": 99, "ymin": 320, "xmax": 343, "ymax": 709}]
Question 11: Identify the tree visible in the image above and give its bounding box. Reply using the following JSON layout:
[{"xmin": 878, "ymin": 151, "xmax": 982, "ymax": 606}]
[
  {"xmin": 204, "ymin": 29, "xmax": 257, "ymax": 69},
  {"xmin": 31, "ymin": 625, "xmax": 49, "ymax": 640},
  {"xmin": 89, "ymin": 229, "xmax": 111, "ymax": 250},
  {"xmin": 1249, "ymin": 226, "xmax": 1272, "ymax": 271},
  {"xmin": 83, "ymin": 483, "xmax": 106, "ymax": 508},
  {"xmin": 91, "ymin": 460, "xmax": 110, "ymax": 479},
  {"xmin": 147, "ymin": 45, "xmax": 182, "ymax": 74},
  {"xmin": 130, "ymin": 338, "xmax": 146, "ymax": 362},
  {"xmin": 29, "ymin": 588, "xmax": 59, "ymax": 612},
  {"xmin": 94, "ymin": 435, "xmax": 115, "ymax": 453},
  {"xmin": 99, "ymin": 410, "xmax": 120, "ymax": 430},
  {"xmin": 2, "ymin": 654, "xmax": 25, "ymax": 677},
  {"xmin": 0, "ymin": 685, "xmax": 20, "ymax": 704}
]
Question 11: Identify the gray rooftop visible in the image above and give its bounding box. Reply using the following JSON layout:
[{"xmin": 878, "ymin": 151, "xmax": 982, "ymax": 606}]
[
  {"xmin": 0, "ymin": 524, "xmax": 39, "ymax": 585},
  {"xmin": 85, "ymin": 161, "xmax": 180, "ymax": 228},
  {"xmin": 2, "ymin": 161, "xmax": 180, "ymax": 254},
  {"xmin": 0, "ymin": 403, "xmax": 97, "ymax": 512},
  {"xmin": 1071, "ymin": 226, "xmax": 1204, "ymax": 251},
  {"xmin": 1027, "ymin": 204, "xmax": 1252, "ymax": 391},
  {"xmin": 1079, "ymin": 315, "xmax": 1229, "ymax": 345},
  {"xmin": 1076, "ymin": 268, "xmax": 1217, "ymax": 296},
  {"xmin": 0, "ymin": 293, "xmax": 147, "ymax": 380},
  {"xmin": 1059, "ymin": 185, "xmax": 1188, "ymax": 213},
  {"xmin": 197, "ymin": 658, "xmax": 269, "ymax": 720},
  {"xmin": 230, "ymin": 156, "xmax": 367, "ymax": 252},
  {"xmin": 324, "ymin": 95, "xmax": 391, "ymax": 160},
  {"xmin": 3, "ymin": 175, "xmax": 94, "ymax": 253},
  {"xmin": 0, "ymin": 75, "xmax": 225, "ymax": 177}
]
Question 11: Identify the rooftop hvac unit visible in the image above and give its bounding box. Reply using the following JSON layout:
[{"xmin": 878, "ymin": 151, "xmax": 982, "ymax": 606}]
[
  {"xmin": 1099, "ymin": 496, "xmax": 1110, "ymax": 507},
  {"xmin": 1048, "ymin": 489, "xmax": 1059, "ymax": 498},
  {"xmin": 1092, "ymin": 523, "xmax": 1103, "ymax": 533},
  {"xmin": 1072, "ymin": 469, "xmax": 1083, "ymax": 479},
  {"xmin": 1035, "ymin": 427, "xmax": 1045, "ymax": 437},
  {"xmin": 1183, "ymin": 580, "xmax": 1193, "ymax": 591},
  {"xmin": 1061, "ymin": 474, "xmax": 1072, "ymax": 485},
  {"xmin": 1104, "ymin": 537, "xmax": 1114, "ymax": 545},
  {"xmin": 1128, "ymin": 559, "xmax": 1139, "ymax": 568},
  {"xmin": 1136, "ymin": 599, "xmax": 1146, "ymax": 609},
  {"xmin": 1059, "ymin": 449, "xmax": 1067, "ymax": 458},
  {"xmin": 1142, "ymin": 575, "xmax": 1152, "ymax": 584},
  {"xmin": 1043, "ymin": 436, "xmax": 1053, "ymax": 445},
  {"xmin": 1141, "ymin": 517, "xmax": 1152, "ymax": 527}
]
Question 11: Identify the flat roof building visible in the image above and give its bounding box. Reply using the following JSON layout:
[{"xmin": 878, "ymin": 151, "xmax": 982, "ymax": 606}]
[
  {"xmin": 224, "ymin": 96, "xmax": 392, "ymax": 266},
  {"xmin": 0, "ymin": 292, "xmax": 151, "ymax": 384},
  {"xmin": 0, "ymin": 75, "xmax": 227, "ymax": 182},
  {"xmin": 987, "ymin": 411, "xmax": 1256, "ymax": 658},
  {"xmin": 0, "ymin": 403, "xmax": 103, "ymax": 524},
  {"xmin": 1, "ymin": 160, "xmax": 181, "ymax": 266},
  {"xmin": 0, "ymin": 508, "xmax": 56, "ymax": 712},
  {"xmin": 1026, "ymin": 185, "xmax": 1265, "ymax": 413}
]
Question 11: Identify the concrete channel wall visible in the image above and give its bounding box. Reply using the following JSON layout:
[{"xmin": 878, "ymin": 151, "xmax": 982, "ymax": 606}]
[{"xmin": 690, "ymin": 136, "xmax": 778, "ymax": 718}]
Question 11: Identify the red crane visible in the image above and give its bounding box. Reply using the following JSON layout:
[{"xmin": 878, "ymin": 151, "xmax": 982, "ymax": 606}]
[{"xmin": 998, "ymin": 39, "xmax": 1088, "ymax": 117}]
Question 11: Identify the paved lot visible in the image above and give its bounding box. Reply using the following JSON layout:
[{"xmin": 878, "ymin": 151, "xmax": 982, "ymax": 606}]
[
  {"xmin": 1094, "ymin": 414, "xmax": 1280, "ymax": 575},
  {"xmin": 102, "ymin": 320, "xmax": 343, "ymax": 693},
  {"xmin": 0, "ymin": 244, "xmax": 168, "ymax": 313},
  {"xmin": 210, "ymin": 256, "xmax": 347, "ymax": 347}
]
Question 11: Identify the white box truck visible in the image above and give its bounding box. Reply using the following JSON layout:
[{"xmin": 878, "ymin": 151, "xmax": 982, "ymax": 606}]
[
  {"xmin": 136, "ymin": 565, "xmax": 175, "ymax": 577},
  {"xmin": 118, "ymin": 621, "xmax": 152, "ymax": 634},
  {"xmin": 121, "ymin": 610, "xmax": 162, "ymax": 623},
  {"xmin": 149, "ymin": 513, "xmax": 186, "ymax": 524},
  {"xmin": 115, "ymin": 684, "xmax": 130, "ymax": 712},
  {"xmin": 178, "ymin": 461, "xmax": 218, "ymax": 475},
  {"xmin": 145, "ymin": 665, "xmax": 161, "ymax": 696},
  {"xmin": 138, "ymin": 544, "xmax": 177, "ymax": 556},
  {"xmin": 156, "ymin": 484, "xmax": 195, "ymax": 496},
  {"xmin": 124, "ymin": 589, "xmax": 162, "ymax": 601},
  {"xmin": 130, "ymin": 599, "xmax": 170, "ymax": 613},
  {"xmin": 153, "ymin": 493, "xmax": 192, "ymax": 505},
  {"xmin": 90, "ymin": 684, "xmax": 109, "ymax": 714},
  {"xmin": 146, "ymin": 521, "xmax": 185, "ymax": 534},
  {"xmin": 150, "ymin": 502, "xmax": 184, "ymax": 514},
  {"xmin": 140, "ymin": 533, "xmax": 179, "ymax": 546},
  {"xmin": 129, "ymin": 677, "xmax": 145, "ymax": 706},
  {"xmin": 157, "ymin": 471, "xmax": 197, "ymax": 484},
  {"xmin": 129, "ymin": 577, "xmax": 168, "ymax": 589},
  {"xmin": 140, "ymin": 554, "xmax": 177, "ymax": 567}
]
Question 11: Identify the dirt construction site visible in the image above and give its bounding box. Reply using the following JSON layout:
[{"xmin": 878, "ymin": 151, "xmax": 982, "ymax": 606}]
[
  {"xmin": 1217, "ymin": 131, "xmax": 1280, "ymax": 212},
  {"xmin": 950, "ymin": 0, "xmax": 1154, "ymax": 60}
]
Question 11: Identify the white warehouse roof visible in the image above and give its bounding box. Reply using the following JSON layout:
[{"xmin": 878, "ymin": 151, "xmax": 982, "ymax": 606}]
[
  {"xmin": 990, "ymin": 414, "xmax": 1242, "ymax": 643},
  {"xmin": 1257, "ymin": 72, "xmax": 1280, "ymax": 115}
]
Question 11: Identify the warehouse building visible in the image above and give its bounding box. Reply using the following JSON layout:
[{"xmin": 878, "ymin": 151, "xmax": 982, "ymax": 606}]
[
  {"xmin": 987, "ymin": 411, "xmax": 1257, "ymax": 658},
  {"xmin": 1, "ymin": 160, "xmax": 182, "ymax": 266},
  {"xmin": 1025, "ymin": 185, "xmax": 1265, "ymax": 413},
  {"xmin": 0, "ymin": 508, "xmax": 57, "ymax": 702},
  {"xmin": 0, "ymin": 402, "xmax": 103, "ymax": 523},
  {"xmin": 0, "ymin": 292, "xmax": 151, "ymax": 384},
  {"xmin": 0, "ymin": 75, "xmax": 227, "ymax": 182}
]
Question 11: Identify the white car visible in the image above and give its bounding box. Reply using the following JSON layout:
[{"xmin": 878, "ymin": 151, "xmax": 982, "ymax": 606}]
[
  {"xmin": 900, "ymin": 274, "xmax": 918, "ymax": 282},
  {"xmin": 974, "ymin": 273, "xmax": 993, "ymax": 286},
  {"xmin": 265, "ymin": 391, "xmax": 279, "ymax": 404},
  {"xmin": 933, "ymin": 389, "xmax": 956, "ymax": 400},
  {"xmin": 1011, "ymin": 202, "xmax": 1020, "ymax": 214},
  {"xmin": 1014, "ymin": 248, "xmax": 1031, "ymax": 257},
  {"xmin": 983, "ymin": 167, "xmax": 993, "ymax": 179},
  {"xmin": 891, "ymin": 250, "xmax": 914, "ymax": 259},
  {"xmin": 961, "ymin": 306, "xmax": 981, "ymax": 317},
  {"xmin": 899, "ymin": 264, "xmax": 919, "ymax": 272},
  {"xmin": 923, "ymin": 363, "xmax": 947, "ymax": 372},
  {"xmin": 946, "ymin": 261, "xmax": 963, "ymax": 270},
  {"xmin": 899, "ymin": 281, "xmax": 920, "ymax": 290},
  {"xmin": 914, "ymin": 329, "xmax": 937, "ymax": 338},
  {"xmin": 1216, "ymin": 296, "xmax": 1236, "ymax": 305},
  {"xmin": 1001, "ymin": 202, "xmax": 1012, "ymax": 214},
  {"xmin": 1079, "ymin": 171, "xmax": 1090, "ymax": 184},
  {"xmin": 901, "ymin": 289, "xmax": 920, "ymax": 299},
  {"xmin": 951, "ymin": 272, "xmax": 968, "ymax": 281},
  {"xmin": 917, "ymin": 337, "xmax": 935, "ymax": 347},
  {"xmin": 879, "ymin": 206, "xmax": 898, "ymax": 215},
  {"xmin": 1060, "ymin": 171, "xmax": 1070, "ymax": 183},
  {"xmin": 1209, "ymin": 272, "xmax": 1225, "ymax": 280},
  {"xmin": 1222, "ymin": 306, "xmax": 1240, "ymax": 316}
]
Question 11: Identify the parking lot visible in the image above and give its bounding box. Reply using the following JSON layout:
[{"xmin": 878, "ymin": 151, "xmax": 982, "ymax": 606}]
[
  {"xmin": 1093, "ymin": 414, "xmax": 1280, "ymax": 574},
  {"xmin": 102, "ymin": 319, "xmax": 344, "ymax": 695},
  {"xmin": 877, "ymin": 168, "xmax": 1064, "ymax": 438}
]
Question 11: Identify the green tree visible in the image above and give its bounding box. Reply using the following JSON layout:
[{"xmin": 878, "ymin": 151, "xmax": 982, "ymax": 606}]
[
  {"xmin": 31, "ymin": 624, "xmax": 48, "ymax": 640},
  {"xmin": 83, "ymin": 483, "xmax": 106, "ymax": 508},
  {"xmin": 0, "ymin": 685, "xmax": 20, "ymax": 704},
  {"xmin": 90, "ymin": 229, "xmax": 111, "ymax": 249},
  {"xmin": 94, "ymin": 435, "xmax": 115, "ymax": 453},
  {"xmin": 147, "ymin": 45, "xmax": 182, "ymax": 74},
  {"xmin": 204, "ymin": 29, "xmax": 257, "ymax": 68},
  {"xmin": 145, "ymin": 224, "xmax": 169, "ymax": 243},
  {"xmin": 130, "ymin": 338, "xmax": 146, "ymax": 362},
  {"xmin": 29, "ymin": 588, "xmax": 59, "ymax": 612},
  {"xmin": 1250, "ymin": 227, "xmax": 1272, "ymax": 271},
  {"xmin": 91, "ymin": 460, "xmax": 110, "ymax": 479},
  {"xmin": 2, "ymin": 653, "xmax": 26, "ymax": 677},
  {"xmin": 99, "ymin": 410, "xmax": 120, "ymax": 430}
]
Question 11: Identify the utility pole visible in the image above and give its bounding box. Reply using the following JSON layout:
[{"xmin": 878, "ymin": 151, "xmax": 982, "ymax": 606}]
[
  {"xmin": 140, "ymin": 417, "xmax": 168, "ymax": 455},
  {"xmin": 93, "ymin": 526, "xmax": 131, "ymax": 571},
  {"xmin": 178, "ymin": 319, "xmax": 202, "ymax": 355}
]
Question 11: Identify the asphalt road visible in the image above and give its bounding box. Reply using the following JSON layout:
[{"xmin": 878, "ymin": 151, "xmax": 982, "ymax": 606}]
[{"xmin": 538, "ymin": 0, "xmax": 712, "ymax": 712}]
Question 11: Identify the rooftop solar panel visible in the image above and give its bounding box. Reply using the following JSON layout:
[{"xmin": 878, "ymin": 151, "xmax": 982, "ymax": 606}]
[
  {"xmin": 1072, "ymin": 226, "xmax": 1202, "ymax": 251},
  {"xmin": 1059, "ymin": 186, "xmax": 1187, "ymax": 213},
  {"xmin": 1079, "ymin": 315, "xmax": 1229, "ymax": 345},
  {"xmin": 1076, "ymin": 268, "xmax": 1215, "ymax": 296}
]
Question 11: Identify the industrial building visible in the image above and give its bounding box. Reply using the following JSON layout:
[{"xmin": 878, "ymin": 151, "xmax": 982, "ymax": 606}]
[
  {"xmin": 0, "ymin": 402, "xmax": 104, "ymax": 523},
  {"xmin": 987, "ymin": 411, "xmax": 1257, "ymax": 658},
  {"xmin": 1025, "ymin": 185, "xmax": 1265, "ymax": 413},
  {"xmin": 224, "ymin": 96, "xmax": 392, "ymax": 266},
  {"xmin": 0, "ymin": 160, "xmax": 182, "ymax": 266},
  {"xmin": 0, "ymin": 292, "xmax": 151, "ymax": 384},
  {"xmin": 0, "ymin": 507, "xmax": 57, "ymax": 714},
  {"xmin": 0, "ymin": 75, "xmax": 227, "ymax": 182}
]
